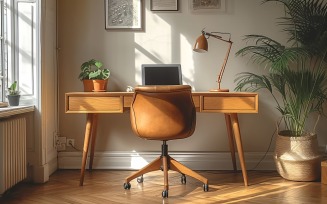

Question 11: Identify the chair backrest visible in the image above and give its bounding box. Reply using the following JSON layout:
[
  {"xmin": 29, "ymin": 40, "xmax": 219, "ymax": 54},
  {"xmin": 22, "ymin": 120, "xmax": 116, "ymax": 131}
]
[{"xmin": 130, "ymin": 85, "xmax": 196, "ymax": 141}]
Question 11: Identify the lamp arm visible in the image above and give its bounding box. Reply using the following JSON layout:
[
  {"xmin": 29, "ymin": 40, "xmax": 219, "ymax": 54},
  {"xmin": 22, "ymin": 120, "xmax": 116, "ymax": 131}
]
[
  {"xmin": 217, "ymin": 40, "xmax": 233, "ymax": 90},
  {"xmin": 202, "ymin": 31, "xmax": 231, "ymax": 43},
  {"xmin": 203, "ymin": 31, "xmax": 222, "ymax": 39}
]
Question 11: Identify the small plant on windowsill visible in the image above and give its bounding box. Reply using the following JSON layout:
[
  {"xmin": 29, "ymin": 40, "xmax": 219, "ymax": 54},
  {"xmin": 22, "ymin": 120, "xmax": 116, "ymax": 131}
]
[{"xmin": 7, "ymin": 81, "xmax": 20, "ymax": 106}]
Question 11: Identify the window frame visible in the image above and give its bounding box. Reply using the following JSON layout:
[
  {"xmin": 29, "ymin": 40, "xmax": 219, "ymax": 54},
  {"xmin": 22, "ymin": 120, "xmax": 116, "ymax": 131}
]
[
  {"xmin": 0, "ymin": 0, "xmax": 39, "ymax": 106},
  {"xmin": 0, "ymin": 0, "xmax": 5, "ymax": 103}
]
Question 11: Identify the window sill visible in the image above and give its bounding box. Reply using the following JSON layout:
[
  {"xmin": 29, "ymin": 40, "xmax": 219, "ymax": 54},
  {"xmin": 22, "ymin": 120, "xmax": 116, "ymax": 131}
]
[{"xmin": 0, "ymin": 105, "xmax": 35, "ymax": 119}]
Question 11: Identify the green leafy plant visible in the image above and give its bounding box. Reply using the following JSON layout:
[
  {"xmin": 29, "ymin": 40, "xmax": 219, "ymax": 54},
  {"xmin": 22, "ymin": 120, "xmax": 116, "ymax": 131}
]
[
  {"xmin": 234, "ymin": 0, "xmax": 327, "ymax": 136},
  {"xmin": 7, "ymin": 81, "xmax": 20, "ymax": 95},
  {"xmin": 78, "ymin": 59, "xmax": 110, "ymax": 80}
]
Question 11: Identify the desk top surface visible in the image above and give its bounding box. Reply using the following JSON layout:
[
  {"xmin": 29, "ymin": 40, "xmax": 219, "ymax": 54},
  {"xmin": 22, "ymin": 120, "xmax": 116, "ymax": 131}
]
[{"xmin": 65, "ymin": 91, "xmax": 257, "ymax": 96}]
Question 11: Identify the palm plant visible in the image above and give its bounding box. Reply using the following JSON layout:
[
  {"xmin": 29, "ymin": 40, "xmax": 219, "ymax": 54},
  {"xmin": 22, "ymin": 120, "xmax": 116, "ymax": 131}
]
[{"xmin": 234, "ymin": 0, "xmax": 327, "ymax": 136}]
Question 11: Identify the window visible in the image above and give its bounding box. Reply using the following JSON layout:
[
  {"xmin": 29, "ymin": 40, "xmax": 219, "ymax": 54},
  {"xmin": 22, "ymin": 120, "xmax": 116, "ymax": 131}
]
[
  {"xmin": 0, "ymin": 0, "xmax": 39, "ymax": 106},
  {"xmin": 0, "ymin": 0, "xmax": 4, "ymax": 103}
]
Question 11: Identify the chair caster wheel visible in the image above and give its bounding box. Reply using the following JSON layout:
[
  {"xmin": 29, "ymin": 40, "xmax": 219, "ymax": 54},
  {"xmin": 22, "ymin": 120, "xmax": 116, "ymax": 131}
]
[
  {"xmin": 181, "ymin": 174, "xmax": 186, "ymax": 184},
  {"xmin": 162, "ymin": 190, "xmax": 168, "ymax": 198},
  {"xmin": 203, "ymin": 184, "xmax": 209, "ymax": 192},
  {"xmin": 123, "ymin": 183, "xmax": 131, "ymax": 190},
  {"xmin": 137, "ymin": 175, "xmax": 143, "ymax": 183}
]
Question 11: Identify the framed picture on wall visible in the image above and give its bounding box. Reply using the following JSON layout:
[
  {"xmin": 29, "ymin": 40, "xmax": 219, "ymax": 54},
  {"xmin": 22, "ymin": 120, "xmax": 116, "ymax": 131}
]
[
  {"xmin": 190, "ymin": 0, "xmax": 226, "ymax": 12},
  {"xmin": 150, "ymin": 0, "xmax": 179, "ymax": 11},
  {"xmin": 105, "ymin": 0, "xmax": 144, "ymax": 31}
]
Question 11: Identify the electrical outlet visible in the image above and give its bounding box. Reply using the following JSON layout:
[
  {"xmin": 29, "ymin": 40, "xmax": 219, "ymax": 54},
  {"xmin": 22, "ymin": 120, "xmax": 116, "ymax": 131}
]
[
  {"xmin": 53, "ymin": 132, "xmax": 58, "ymax": 148},
  {"xmin": 67, "ymin": 139, "xmax": 75, "ymax": 147},
  {"xmin": 53, "ymin": 131, "xmax": 60, "ymax": 148},
  {"xmin": 56, "ymin": 136, "xmax": 66, "ymax": 151}
]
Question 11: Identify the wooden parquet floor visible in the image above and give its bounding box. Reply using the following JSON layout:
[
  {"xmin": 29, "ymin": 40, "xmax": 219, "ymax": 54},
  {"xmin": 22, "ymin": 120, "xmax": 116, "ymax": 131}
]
[{"xmin": 1, "ymin": 169, "xmax": 327, "ymax": 204}]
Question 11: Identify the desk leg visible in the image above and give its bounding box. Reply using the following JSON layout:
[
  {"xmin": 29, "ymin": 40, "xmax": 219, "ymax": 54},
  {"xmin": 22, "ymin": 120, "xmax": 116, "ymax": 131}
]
[
  {"xmin": 89, "ymin": 114, "xmax": 99, "ymax": 171},
  {"xmin": 230, "ymin": 113, "xmax": 248, "ymax": 186},
  {"xmin": 225, "ymin": 114, "xmax": 237, "ymax": 171},
  {"xmin": 80, "ymin": 113, "xmax": 94, "ymax": 186}
]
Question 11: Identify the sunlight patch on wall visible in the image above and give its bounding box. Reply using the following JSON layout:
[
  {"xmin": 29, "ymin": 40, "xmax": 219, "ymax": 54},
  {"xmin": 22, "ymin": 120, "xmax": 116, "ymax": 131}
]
[
  {"xmin": 180, "ymin": 34, "xmax": 195, "ymax": 86},
  {"xmin": 134, "ymin": 10, "xmax": 172, "ymax": 84}
]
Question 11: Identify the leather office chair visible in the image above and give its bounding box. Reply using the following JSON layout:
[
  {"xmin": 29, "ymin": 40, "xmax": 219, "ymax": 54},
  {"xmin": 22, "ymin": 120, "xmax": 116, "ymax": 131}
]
[{"xmin": 123, "ymin": 85, "xmax": 209, "ymax": 198}]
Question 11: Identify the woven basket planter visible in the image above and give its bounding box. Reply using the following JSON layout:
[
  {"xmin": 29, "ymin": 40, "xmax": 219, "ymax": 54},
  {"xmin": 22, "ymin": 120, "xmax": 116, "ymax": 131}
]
[{"xmin": 274, "ymin": 131, "xmax": 321, "ymax": 181}]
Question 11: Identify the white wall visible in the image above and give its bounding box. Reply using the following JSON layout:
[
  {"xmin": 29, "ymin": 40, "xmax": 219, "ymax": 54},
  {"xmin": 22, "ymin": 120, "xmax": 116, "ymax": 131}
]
[
  {"xmin": 58, "ymin": 0, "xmax": 327, "ymax": 168},
  {"xmin": 24, "ymin": 0, "xmax": 58, "ymax": 183},
  {"xmin": 40, "ymin": 0, "xmax": 58, "ymax": 176}
]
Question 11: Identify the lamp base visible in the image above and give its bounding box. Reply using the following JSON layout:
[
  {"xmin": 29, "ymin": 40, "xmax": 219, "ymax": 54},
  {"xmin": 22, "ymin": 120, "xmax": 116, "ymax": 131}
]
[{"xmin": 210, "ymin": 88, "xmax": 229, "ymax": 92}]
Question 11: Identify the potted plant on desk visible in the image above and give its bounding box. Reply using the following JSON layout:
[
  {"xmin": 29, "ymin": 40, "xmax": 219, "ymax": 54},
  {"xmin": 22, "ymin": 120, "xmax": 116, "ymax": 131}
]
[
  {"xmin": 7, "ymin": 81, "xmax": 20, "ymax": 106},
  {"xmin": 234, "ymin": 0, "xmax": 327, "ymax": 181},
  {"xmin": 78, "ymin": 59, "xmax": 110, "ymax": 92}
]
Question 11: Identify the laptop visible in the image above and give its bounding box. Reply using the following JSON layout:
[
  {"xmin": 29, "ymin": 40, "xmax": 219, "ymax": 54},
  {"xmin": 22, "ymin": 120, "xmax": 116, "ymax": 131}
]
[{"xmin": 141, "ymin": 64, "xmax": 182, "ymax": 85}]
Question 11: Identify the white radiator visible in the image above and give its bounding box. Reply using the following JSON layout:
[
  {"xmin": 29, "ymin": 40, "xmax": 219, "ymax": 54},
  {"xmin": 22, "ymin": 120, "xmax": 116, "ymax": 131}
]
[{"xmin": 0, "ymin": 117, "xmax": 27, "ymax": 195}]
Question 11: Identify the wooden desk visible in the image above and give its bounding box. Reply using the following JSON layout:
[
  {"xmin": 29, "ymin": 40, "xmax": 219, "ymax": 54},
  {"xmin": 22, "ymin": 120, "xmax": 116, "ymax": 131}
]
[{"xmin": 65, "ymin": 92, "xmax": 258, "ymax": 186}]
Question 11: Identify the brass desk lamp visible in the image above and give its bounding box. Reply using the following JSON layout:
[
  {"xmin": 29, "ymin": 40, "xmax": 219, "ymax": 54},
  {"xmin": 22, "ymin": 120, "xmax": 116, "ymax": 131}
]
[{"xmin": 193, "ymin": 30, "xmax": 233, "ymax": 92}]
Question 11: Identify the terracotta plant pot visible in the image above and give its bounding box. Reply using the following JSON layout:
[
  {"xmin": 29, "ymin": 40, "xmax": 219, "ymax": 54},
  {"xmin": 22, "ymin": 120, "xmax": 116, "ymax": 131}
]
[
  {"xmin": 274, "ymin": 131, "xmax": 321, "ymax": 181},
  {"xmin": 92, "ymin": 79, "xmax": 108, "ymax": 92},
  {"xmin": 83, "ymin": 80, "xmax": 94, "ymax": 92}
]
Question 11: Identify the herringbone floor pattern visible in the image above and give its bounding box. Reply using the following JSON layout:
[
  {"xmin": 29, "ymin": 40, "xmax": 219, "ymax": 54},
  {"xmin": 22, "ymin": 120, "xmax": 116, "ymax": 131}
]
[{"xmin": 1, "ymin": 170, "xmax": 326, "ymax": 203}]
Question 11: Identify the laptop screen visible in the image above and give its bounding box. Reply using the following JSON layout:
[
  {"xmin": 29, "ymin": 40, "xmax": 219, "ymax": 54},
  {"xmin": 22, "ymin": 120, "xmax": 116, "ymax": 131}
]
[{"xmin": 141, "ymin": 64, "xmax": 182, "ymax": 85}]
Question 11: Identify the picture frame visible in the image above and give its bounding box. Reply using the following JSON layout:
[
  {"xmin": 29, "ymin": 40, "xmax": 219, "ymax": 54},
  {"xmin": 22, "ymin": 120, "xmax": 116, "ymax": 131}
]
[
  {"xmin": 150, "ymin": 0, "xmax": 178, "ymax": 11},
  {"xmin": 189, "ymin": 0, "xmax": 225, "ymax": 13},
  {"xmin": 105, "ymin": 0, "xmax": 144, "ymax": 31}
]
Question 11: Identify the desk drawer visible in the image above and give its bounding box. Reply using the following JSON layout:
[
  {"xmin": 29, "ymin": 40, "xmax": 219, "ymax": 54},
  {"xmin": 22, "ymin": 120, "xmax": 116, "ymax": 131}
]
[
  {"xmin": 202, "ymin": 96, "xmax": 257, "ymax": 113},
  {"xmin": 67, "ymin": 96, "xmax": 123, "ymax": 113}
]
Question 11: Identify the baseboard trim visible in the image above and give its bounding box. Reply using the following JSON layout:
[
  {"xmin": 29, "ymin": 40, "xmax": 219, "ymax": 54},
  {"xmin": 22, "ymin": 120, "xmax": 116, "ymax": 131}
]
[
  {"xmin": 48, "ymin": 156, "xmax": 58, "ymax": 176},
  {"xmin": 32, "ymin": 163, "xmax": 49, "ymax": 183},
  {"xmin": 58, "ymin": 151, "xmax": 276, "ymax": 170}
]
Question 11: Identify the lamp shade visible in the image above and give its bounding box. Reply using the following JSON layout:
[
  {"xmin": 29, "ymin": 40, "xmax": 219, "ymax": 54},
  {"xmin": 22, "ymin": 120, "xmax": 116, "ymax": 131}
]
[{"xmin": 193, "ymin": 34, "xmax": 208, "ymax": 53}]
